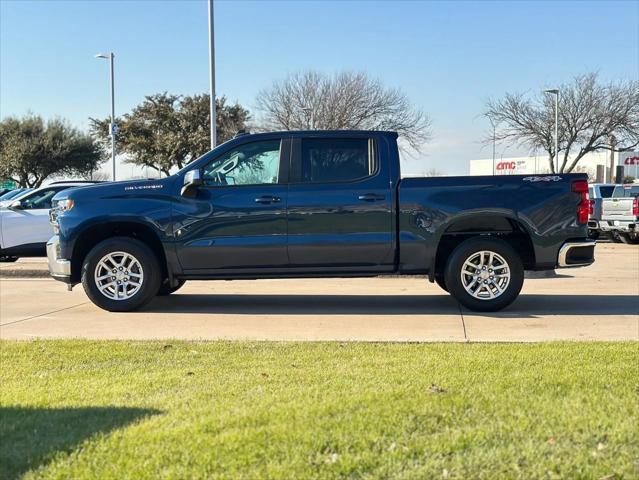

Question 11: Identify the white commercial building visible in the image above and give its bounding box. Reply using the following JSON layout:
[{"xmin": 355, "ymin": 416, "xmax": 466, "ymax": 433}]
[{"xmin": 469, "ymin": 151, "xmax": 639, "ymax": 181}]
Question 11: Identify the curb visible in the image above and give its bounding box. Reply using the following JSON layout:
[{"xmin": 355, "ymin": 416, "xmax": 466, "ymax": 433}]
[{"xmin": 0, "ymin": 270, "xmax": 51, "ymax": 279}]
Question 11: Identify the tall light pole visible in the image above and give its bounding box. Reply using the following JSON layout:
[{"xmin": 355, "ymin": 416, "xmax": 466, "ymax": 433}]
[
  {"xmin": 208, "ymin": 0, "xmax": 216, "ymax": 149},
  {"xmin": 545, "ymin": 89, "xmax": 559, "ymax": 172},
  {"xmin": 95, "ymin": 53, "xmax": 116, "ymax": 181},
  {"xmin": 488, "ymin": 116, "xmax": 497, "ymax": 175},
  {"xmin": 301, "ymin": 106, "xmax": 315, "ymax": 129}
]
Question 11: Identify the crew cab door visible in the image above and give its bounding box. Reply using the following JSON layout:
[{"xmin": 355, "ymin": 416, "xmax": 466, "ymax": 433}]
[
  {"xmin": 174, "ymin": 137, "xmax": 290, "ymax": 271},
  {"xmin": 286, "ymin": 135, "xmax": 395, "ymax": 271},
  {"xmin": 0, "ymin": 186, "xmax": 66, "ymax": 251}
]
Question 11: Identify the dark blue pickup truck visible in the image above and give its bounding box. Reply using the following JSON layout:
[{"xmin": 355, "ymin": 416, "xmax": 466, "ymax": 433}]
[{"xmin": 47, "ymin": 131, "xmax": 595, "ymax": 312}]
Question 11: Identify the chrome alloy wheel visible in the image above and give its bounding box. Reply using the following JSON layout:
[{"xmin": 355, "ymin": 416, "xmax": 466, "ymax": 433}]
[
  {"xmin": 460, "ymin": 250, "xmax": 510, "ymax": 300},
  {"xmin": 94, "ymin": 251, "xmax": 144, "ymax": 301}
]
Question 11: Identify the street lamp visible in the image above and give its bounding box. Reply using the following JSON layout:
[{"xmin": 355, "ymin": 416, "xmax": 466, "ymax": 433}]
[
  {"xmin": 95, "ymin": 53, "xmax": 116, "ymax": 181},
  {"xmin": 544, "ymin": 89, "xmax": 559, "ymax": 172}
]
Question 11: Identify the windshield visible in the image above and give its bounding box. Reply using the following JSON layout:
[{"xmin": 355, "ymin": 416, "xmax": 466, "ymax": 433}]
[
  {"xmin": 612, "ymin": 185, "xmax": 639, "ymax": 198},
  {"xmin": 0, "ymin": 189, "xmax": 21, "ymax": 201}
]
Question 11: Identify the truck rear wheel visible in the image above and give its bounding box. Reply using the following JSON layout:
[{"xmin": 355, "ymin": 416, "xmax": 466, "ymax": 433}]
[
  {"xmin": 434, "ymin": 275, "xmax": 448, "ymax": 292},
  {"xmin": 157, "ymin": 279, "xmax": 186, "ymax": 296},
  {"xmin": 444, "ymin": 237, "xmax": 524, "ymax": 312},
  {"xmin": 81, "ymin": 237, "xmax": 161, "ymax": 312}
]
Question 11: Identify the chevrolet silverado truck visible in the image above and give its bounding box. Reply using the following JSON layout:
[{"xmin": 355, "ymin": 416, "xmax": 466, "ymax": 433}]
[
  {"xmin": 599, "ymin": 184, "xmax": 639, "ymax": 244},
  {"xmin": 47, "ymin": 131, "xmax": 595, "ymax": 312}
]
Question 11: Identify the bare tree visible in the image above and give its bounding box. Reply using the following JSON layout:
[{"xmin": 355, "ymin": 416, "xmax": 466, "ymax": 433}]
[
  {"xmin": 255, "ymin": 71, "xmax": 431, "ymax": 151},
  {"xmin": 484, "ymin": 73, "xmax": 639, "ymax": 173}
]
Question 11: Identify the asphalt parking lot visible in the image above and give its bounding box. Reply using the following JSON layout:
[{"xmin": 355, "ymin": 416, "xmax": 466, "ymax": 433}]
[{"xmin": 0, "ymin": 243, "xmax": 637, "ymax": 342}]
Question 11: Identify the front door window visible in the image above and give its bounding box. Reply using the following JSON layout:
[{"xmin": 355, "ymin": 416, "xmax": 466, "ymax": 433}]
[{"xmin": 202, "ymin": 140, "xmax": 281, "ymax": 186}]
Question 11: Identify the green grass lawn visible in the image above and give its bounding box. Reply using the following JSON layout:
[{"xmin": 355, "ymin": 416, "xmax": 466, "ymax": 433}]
[{"xmin": 1, "ymin": 341, "xmax": 637, "ymax": 479}]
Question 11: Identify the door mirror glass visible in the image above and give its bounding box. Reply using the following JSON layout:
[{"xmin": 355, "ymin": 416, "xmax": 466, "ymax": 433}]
[{"xmin": 181, "ymin": 169, "xmax": 203, "ymax": 197}]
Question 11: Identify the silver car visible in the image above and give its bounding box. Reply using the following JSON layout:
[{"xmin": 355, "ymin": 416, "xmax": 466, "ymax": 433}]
[
  {"xmin": 600, "ymin": 184, "xmax": 639, "ymax": 244},
  {"xmin": 587, "ymin": 183, "xmax": 616, "ymax": 239}
]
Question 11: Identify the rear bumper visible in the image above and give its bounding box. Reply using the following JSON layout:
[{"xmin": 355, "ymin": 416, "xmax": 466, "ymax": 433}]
[
  {"xmin": 557, "ymin": 240, "xmax": 596, "ymax": 268},
  {"xmin": 46, "ymin": 235, "xmax": 72, "ymax": 284},
  {"xmin": 599, "ymin": 220, "xmax": 636, "ymax": 233}
]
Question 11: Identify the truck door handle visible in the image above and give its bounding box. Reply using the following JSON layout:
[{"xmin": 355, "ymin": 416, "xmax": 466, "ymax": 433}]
[
  {"xmin": 254, "ymin": 195, "xmax": 281, "ymax": 204},
  {"xmin": 358, "ymin": 193, "xmax": 385, "ymax": 202}
]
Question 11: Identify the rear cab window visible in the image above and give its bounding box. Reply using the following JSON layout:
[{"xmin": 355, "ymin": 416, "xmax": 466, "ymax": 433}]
[{"xmin": 598, "ymin": 186, "xmax": 615, "ymax": 198}]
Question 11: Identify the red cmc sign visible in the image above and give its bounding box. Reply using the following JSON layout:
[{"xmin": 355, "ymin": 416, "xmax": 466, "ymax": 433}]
[
  {"xmin": 624, "ymin": 156, "xmax": 639, "ymax": 165},
  {"xmin": 496, "ymin": 161, "xmax": 516, "ymax": 171}
]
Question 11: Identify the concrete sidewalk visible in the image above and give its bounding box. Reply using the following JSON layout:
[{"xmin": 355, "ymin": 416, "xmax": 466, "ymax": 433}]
[{"xmin": 1, "ymin": 243, "xmax": 637, "ymax": 342}]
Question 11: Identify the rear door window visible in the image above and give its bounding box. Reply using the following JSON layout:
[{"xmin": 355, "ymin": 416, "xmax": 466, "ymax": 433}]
[{"xmin": 300, "ymin": 138, "xmax": 374, "ymax": 183}]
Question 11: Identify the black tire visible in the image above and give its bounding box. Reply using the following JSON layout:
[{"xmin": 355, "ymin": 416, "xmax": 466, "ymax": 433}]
[
  {"xmin": 587, "ymin": 229, "xmax": 600, "ymax": 240},
  {"xmin": 618, "ymin": 233, "xmax": 639, "ymax": 245},
  {"xmin": 0, "ymin": 255, "xmax": 18, "ymax": 263},
  {"xmin": 444, "ymin": 237, "xmax": 524, "ymax": 312},
  {"xmin": 157, "ymin": 279, "xmax": 186, "ymax": 296},
  {"xmin": 611, "ymin": 232, "xmax": 623, "ymax": 243},
  {"xmin": 434, "ymin": 275, "xmax": 448, "ymax": 292},
  {"xmin": 81, "ymin": 237, "xmax": 161, "ymax": 312}
]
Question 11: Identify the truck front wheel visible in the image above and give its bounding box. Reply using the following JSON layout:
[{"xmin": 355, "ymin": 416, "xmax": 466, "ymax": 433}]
[
  {"xmin": 81, "ymin": 237, "xmax": 161, "ymax": 312},
  {"xmin": 444, "ymin": 237, "xmax": 524, "ymax": 312}
]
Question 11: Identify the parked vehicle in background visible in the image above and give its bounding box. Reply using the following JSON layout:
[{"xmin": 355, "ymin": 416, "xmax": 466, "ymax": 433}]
[
  {"xmin": 587, "ymin": 183, "xmax": 616, "ymax": 240},
  {"xmin": 0, "ymin": 182, "xmax": 97, "ymax": 262},
  {"xmin": 600, "ymin": 184, "xmax": 639, "ymax": 244},
  {"xmin": 47, "ymin": 130, "xmax": 595, "ymax": 313},
  {"xmin": 0, "ymin": 188, "xmax": 33, "ymax": 208}
]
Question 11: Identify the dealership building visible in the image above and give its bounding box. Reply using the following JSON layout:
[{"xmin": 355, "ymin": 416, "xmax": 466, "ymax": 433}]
[{"xmin": 469, "ymin": 151, "xmax": 639, "ymax": 181}]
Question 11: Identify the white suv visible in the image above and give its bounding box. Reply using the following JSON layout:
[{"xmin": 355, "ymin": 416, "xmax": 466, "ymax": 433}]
[{"xmin": 0, "ymin": 181, "xmax": 98, "ymax": 262}]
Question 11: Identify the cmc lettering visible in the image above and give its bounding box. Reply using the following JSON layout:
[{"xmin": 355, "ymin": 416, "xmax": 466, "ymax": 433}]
[
  {"xmin": 496, "ymin": 161, "xmax": 516, "ymax": 170},
  {"xmin": 624, "ymin": 156, "xmax": 639, "ymax": 165}
]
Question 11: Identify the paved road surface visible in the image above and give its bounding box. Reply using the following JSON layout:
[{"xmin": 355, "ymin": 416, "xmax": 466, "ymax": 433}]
[{"xmin": 1, "ymin": 243, "xmax": 637, "ymax": 342}]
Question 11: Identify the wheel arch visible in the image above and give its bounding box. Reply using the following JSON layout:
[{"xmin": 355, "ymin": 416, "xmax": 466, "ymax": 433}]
[
  {"xmin": 70, "ymin": 220, "xmax": 168, "ymax": 283},
  {"xmin": 431, "ymin": 213, "xmax": 536, "ymax": 281}
]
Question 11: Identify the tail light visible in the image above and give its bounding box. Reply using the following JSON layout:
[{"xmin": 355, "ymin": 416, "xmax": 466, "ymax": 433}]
[
  {"xmin": 572, "ymin": 179, "xmax": 589, "ymax": 224},
  {"xmin": 588, "ymin": 199, "xmax": 594, "ymax": 216},
  {"xmin": 633, "ymin": 197, "xmax": 638, "ymax": 217}
]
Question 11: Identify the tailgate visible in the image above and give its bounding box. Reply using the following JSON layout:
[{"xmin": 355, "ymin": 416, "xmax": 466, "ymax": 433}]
[{"xmin": 602, "ymin": 198, "xmax": 634, "ymax": 218}]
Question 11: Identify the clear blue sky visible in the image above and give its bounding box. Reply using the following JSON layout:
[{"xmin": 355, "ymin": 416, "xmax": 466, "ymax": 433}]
[{"xmin": 1, "ymin": 0, "xmax": 637, "ymax": 174}]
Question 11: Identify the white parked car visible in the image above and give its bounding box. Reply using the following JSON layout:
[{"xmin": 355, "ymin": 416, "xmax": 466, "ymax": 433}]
[{"xmin": 0, "ymin": 182, "xmax": 98, "ymax": 262}]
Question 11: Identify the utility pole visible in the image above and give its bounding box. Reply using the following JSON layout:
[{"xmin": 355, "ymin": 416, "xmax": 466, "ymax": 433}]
[{"xmin": 208, "ymin": 0, "xmax": 216, "ymax": 149}]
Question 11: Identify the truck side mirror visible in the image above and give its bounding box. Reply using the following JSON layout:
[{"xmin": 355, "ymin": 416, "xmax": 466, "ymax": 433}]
[{"xmin": 181, "ymin": 169, "xmax": 203, "ymax": 197}]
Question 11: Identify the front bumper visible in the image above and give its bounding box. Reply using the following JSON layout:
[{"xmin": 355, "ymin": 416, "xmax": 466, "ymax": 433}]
[
  {"xmin": 599, "ymin": 220, "xmax": 636, "ymax": 233},
  {"xmin": 557, "ymin": 239, "xmax": 596, "ymax": 268},
  {"xmin": 46, "ymin": 235, "xmax": 72, "ymax": 283}
]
